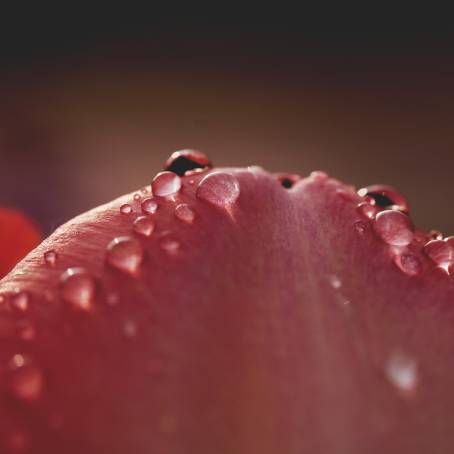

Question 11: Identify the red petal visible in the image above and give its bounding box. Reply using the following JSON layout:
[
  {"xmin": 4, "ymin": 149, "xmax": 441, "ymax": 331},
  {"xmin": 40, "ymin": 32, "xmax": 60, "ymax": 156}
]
[
  {"xmin": 0, "ymin": 167, "xmax": 453, "ymax": 453},
  {"xmin": 0, "ymin": 208, "xmax": 42, "ymax": 279}
]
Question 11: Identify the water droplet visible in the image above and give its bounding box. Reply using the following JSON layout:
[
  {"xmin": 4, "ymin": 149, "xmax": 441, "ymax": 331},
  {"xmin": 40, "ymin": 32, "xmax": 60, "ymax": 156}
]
[
  {"xmin": 123, "ymin": 319, "xmax": 138, "ymax": 339},
  {"xmin": 385, "ymin": 351, "xmax": 418, "ymax": 396},
  {"xmin": 160, "ymin": 236, "xmax": 181, "ymax": 256},
  {"xmin": 356, "ymin": 202, "xmax": 378, "ymax": 219},
  {"xmin": 60, "ymin": 268, "xmax": 96, "ymax": 311},
  {"xmin": 106, "ymin": 237, "xmax": 144, "ymax": 275},
  {"xmin": 424, "ymin": 239, "xmax": 453, "ymax": 272},
  {"xmin": 106, "ymin": 292, "xmax": 120, "ymax": 307},
  {"xmin": 120, "ymin": 204, "xmax": 133, "ymax": 215},
  {"xmin": 354, "ymin": 220, "xmax": 367, "ymax": 234},
  {"xmin": 429, "ymin": 229, "xmax": 443, "ymax": 240},
  {"xmin": 8, "ymin": 354, "xmax": 44, "ymax": 401},
  {"xmin": 42, "ymin": 250, "xmax": 57, "ymax": 269},
  {"xmin": 141, "ymin": 198, "xmax": 158, "ymax": 214},
  {"xmin": 151, "ymin": 171, "xmax": 182, "ymax": 197},
  {"xmin": 164, "ymin": 149, "xmax": 212, "ymax": 176},
  {"xmin": 276, "ymin": 173, "xmax": 300, "ymax": 189},
  {"xmin": 188, "ymin": 179, "xmax": 195, "ymax": 185},
  {"xmin": 358, "ymin": 184, "xmax": 409, "ymax": 213},
  {"xmin": 175, "ymin": 204, "xmax": 196, "ymax": 223},
  {"xmin": 10, "ymin": 291, "xmax": 29, "ymax": 312},
  {"xmin": 196, "ymin": 172, "xmax": 240, "ymax": 208},
  {"xmin": 373, "ymin": 210, "xmax": 414, "ymax": 246},
  {"xmin": 141, "ymin": 187, "xmax": 149, "ymax": 194},
  {"xmin": 329, "ymin": 275, "xmax": 342, "ymax": 289},
  {"xmin": 393, "ymin": 253, "xmax": 422, "ymax": 276},
  {"xmin": 133, "ymin": 216, "xmax": 155, "ymax": 237},
  {"xmin": 133, "ymin": 193, "xmax": 141, "ymax": 202}
]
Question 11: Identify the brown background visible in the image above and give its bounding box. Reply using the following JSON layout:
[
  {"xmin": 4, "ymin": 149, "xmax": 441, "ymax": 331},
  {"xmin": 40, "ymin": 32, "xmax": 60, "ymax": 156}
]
[{"xmin": 0, "ymin": 17, "xmax": 453, "ymax": 235}]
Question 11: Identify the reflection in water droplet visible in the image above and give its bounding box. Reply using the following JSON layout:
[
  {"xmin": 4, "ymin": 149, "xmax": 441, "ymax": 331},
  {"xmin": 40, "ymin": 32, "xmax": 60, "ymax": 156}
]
[
  {"xmin": 424, "ymin": 239, "xmax": 454, "ymax": 272},
  {"xmin": 393, "ymin": 253, "xmax": 422, "ymax": 277},
  {"xmin": 358, "ymin": 184, "xmax": 409, "ymax": 213},
  {"xmin": 385, "ymin": 351, "xmax": 418, "ymax": 396},
  {"xmin": 160, "ymin": 237, "xmax": 181, "ymax": 256},
  {"xmin": 141, "ymin": 198, "xmax": 158, "ymax": 215},
  {"xmin": 354, "ymin": 220, "xmax": 367, "ymax": 234},
  {"xmin": 44, "ymin": 250, "xmax": 58, "ymax": 267},
  {"xmin": 133, "ymin": 194, "xmax": 141, "ymax": 202},
  {"xmin": 164, "ymin": 149, "xmax": 212, "ymax": 176},
  {"xmin": 123, "ymin": 319, "xmax": 138, "ymax": 339},
  {"xmin": 11, "ymin": 292, "xmax": 29, "ymax": 312},
  {"xmin": 133, "ymin": 216, "xmax": 155, "ymax": 237},
  {"xmin": 356, "ymin": 202, "xmax": 378, "ymax": 219},
  {"xmin": 60, "ymin": 268, "xmax": 96, "ymax": 311},
  {"xmin": 175, "ymin": 204, "xmax": 196, "ymax": 224},
  {"xmin": 152, "ymin": 171, "xmax": 182, "ymax": 197},
  {"xmin": 120, "ymin": 204, "xmax": 133, "ymax": 215},
  {"xmin": 196, "ymin": 172, "xmax": 240, "ymax": 208},
  {"xmin": 9, "ymin": 354, "xmax": 44, "ymax": 401},
  {"xmin": 373, "ymin": 210, "xmax": 414, "ymax": 246},
  {"xmin": 329, "ymin": 275, "xmax": 342, "ymax": 289},
  {"xmin": 106, "ymin": 237, "xmax": 144, "ymax": 275}
]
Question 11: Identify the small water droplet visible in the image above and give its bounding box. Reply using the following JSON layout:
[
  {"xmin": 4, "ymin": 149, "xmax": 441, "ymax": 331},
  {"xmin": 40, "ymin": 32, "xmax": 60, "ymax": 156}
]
[
  {"xmin": 164, "ymin": 149, "xmax": 212, "ymax": 176},
  {"xmin": 393, "ymin": 253, "xmax": 422, "ymax": 276},
  {"xmin": 106, "ymin": 237, "xmax": 144, "ymax": 275},
  {"xmin": 141, "ymin": 198, "xmax": 158, "ymax": 214},
  {"xmin": 329, "ymin": 275, "xmax": 342, "ymax": 289},
  {"xmin": 188, "ymin": 179, "xmax": 195, "ymax": 185},
  {"xmin": 151, "ymin": 171, "xmax": 182, "ymax": 197},
  {"xmin": 133, "ymin": 193, "xmax": 141, "ymax": 202},
  {"xmin": 196, "ymin": 172, "xmax": 240, "ymax": 208},
  {"xmin": 60, "ymin": 268, "xmax": 96, "ymax": 311},
  {"xmin": 43, "ymin": 250, "xmax": 58, "ymax": 267},
  {"xmin": 424, "ymin": 239, "xmax": 453, "ymax": 272},
  {"xmin": 385, "ymin": 351, "xmax": 418, "ymax": 396},
  {"xmin": 120, "ymin": 204, "xmax": 133, "ymax": 215},
  {"xmin": 429, "ymin": 229, "xmax": 443, "ymax": 240},
  {"xmin": 160, "ymin": 237, "xmax": 181, "ymax": 256},
  {"xmin": 123, "ymin": 319, "xmax": 138, "ymax": 339},
  {"xmin": 356, "ymin": 202, "xmax": 378, "ymax": 219},
  {"xmin": 354, "ymin": 220, "xmax": 367, "ymax": 234},
  {"xmin": 175, "ymin": 204, "xmax": 196, "ymax": 223},
  {"xmin": 10, "ymin": 291, "xmax": 29, "ymax": 312},
  {"xmin": 133, "ymin": 216, "xmax": 155, "ymax": 237},
  {"xmin": 141, "ymin": 187, "xmax": 149, "ymax": 194},
  {"xmin": 17, "ymin": 320, "xmax": 36, "ymax": 341},
  {"xmin": 373, "ymin": 210, "xmax": 414, "ymax": 246},
  {"xmin": 8, "ymin": 354, "xmax": 44, "ymax": 401},
  {"xmin": 358, "ymin": 184, "xmax": 409, "ymax": 213}
]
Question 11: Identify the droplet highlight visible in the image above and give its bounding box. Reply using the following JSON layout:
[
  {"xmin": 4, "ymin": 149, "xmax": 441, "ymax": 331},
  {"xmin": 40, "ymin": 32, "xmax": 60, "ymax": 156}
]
[
  {"xmin": 373, "ymin": 210, "xmax": 414, "ymax": 246},
  {"xmin": 60, "ymin": 268, "xmax": 96, "ymax": 311},
  {"xmin": 10, "ymin": 291, "xmax": 29, "ymax": 312},
  {"xmin": 151, "ymin": 171, "xmax": 182, "ymax": 197},
  {"xmin": 175, "ymin": 204, "xmax": 196, "ymax": 224},
  {"xmin": 44, "ymin": 250, "xmax": 58, "ymax": 267},
  {"xmin": 358, "ymin": 184, "xmax": 409, "ymax": 213},
  {"xmin": 120, "ymin": 204, "xmax": 133, "ymax": 215},
  {"xmin": 133, "ymin": 216, "xmax": 155, "ymax": 237},
  {"xmin": 141, "ymin": 198, "xmax": 158, "ymax": 215},
  {"xmin": 385, "ymin": 351, "xmax": 418, "ymax": 396},
  {"xmin": 196, "ymin": 172, "xmax": 240, "ymax": 208},
  {"xmin": 106, "ymin": 237, "xmax": 144, "ymax": 275},
  {"xmin": 424, "ymin": 239, "xmax": 454, "ymax": 272},
  {"xmin": 356, "ymin": 202, "xmax": 378, "ymax": 219}
]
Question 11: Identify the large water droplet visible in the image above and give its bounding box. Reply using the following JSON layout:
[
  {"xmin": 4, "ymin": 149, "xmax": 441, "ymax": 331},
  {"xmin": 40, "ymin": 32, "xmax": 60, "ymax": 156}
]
[
  {"xmin": 133, "ymin": 216, "xmax": 155, "ymax": 237},
  {"xmin": 196, "ymin": 172, "xmax": 240, "ymax": 208},
  {"xmin": 106, "ymin": 237, "xmax": 144, "ymax": 275},
  {"xmin": 160, "ymin": 236, "xmax": 181, "ymax": 256},
  {"xmin": 141, "ymin": 198, "xmax": 158, "ymax": 214},
  {"xmin": 358, "ymin": 184, "xmax": 409, "ymax": 213},
  {"xmin": 10, "ymin": 291, "xmax": 29, "ymax": 312},
  {"xmin": 385, "ymin": 351, "xmax": 418, "ymax": 396},
  {"xmin": 44, "ymin": 250, "xmax": 58, "ymax": 267},
  {"xmin": 60, "ymin": 268, "xmax": 96, "ymax": 311},
  {"xmin": 393, "ymin": 253, "xmax": 422, "ymax": 276},
  {"xmin": 120, "ymin": 204, "xmax": 133, "ymax": 215},
  {"xmin": 151, "ymin": 171, "xmax": 182, "ymax": 197},
  {"xmin": 424, "ymin": 239, "xmax": 454, "ymax": 272},
  {"xmin": 175, "ymin": 204, "xmax": 196, "ymax": 224},
  {"xmin": 373, "ymin": 210, "xmax": 414, "ymax": 246},
  {"xmin": 164, "ymin": 149, "xmax": 212, "ymax": 176},
  {"xmin": 8, "ymin": 354, "xmax": 44, "ymax": 401}
]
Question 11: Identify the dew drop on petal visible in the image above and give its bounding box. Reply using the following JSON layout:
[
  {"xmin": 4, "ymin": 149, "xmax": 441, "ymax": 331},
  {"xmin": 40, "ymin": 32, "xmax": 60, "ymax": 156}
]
[
  {"xmin": 8, "ymin": 354, "xmax": 44, "ymax": 401},
  {"xmin": 44, "ymin": 250, "xmax": 58, "ymax": 267},
  {"xmin": 133, "ymin": 194, "xmax": 141, "ymax": 202},
  {"xmin": 329, "ymin": 275, "xmax": 342, "ymax": 289},
  {"xmin": 106, "ymin": 237, "xmax": 144, "ymax": 275},
  {"xmin": 393, "ymin": 253, "xmax": 422, "ymax": 276},
  {"xmin": 196, "ymin": 172, "xmax": 240, "ymax": 208},
  {"xmin": 120, "ymin": 204, "xmax": 133, "ymax": 215},
  {"xmin": 60, "ymin": 268, "xmax": 96, "ymax": 311},
  {"xmin": 373, "ymin": 210, "xmax": 414, "ymax": 246},
  {"xmin": 141, "ymin": 187, "xmax": 149, "ymax": 194},
  {"xmin": 151, "ymin": 171, "xmax": 182, "ymax": 197},
  {"xmin": 358, "ymin": 184, "xmax": 409, "ymax": 213},
  {"xmin": 175, "ymin": 204, "xmax": 196, "ymax": 224},
  {"xmin": 141, "ymin": 198, "xmax": 158, "ymax": 215},
  {"xmin": 10, "ymin": 292, "xmax": 29, "ymax": 312},
  {"xmin": 429, "ymin": 229, "xmax": 443, "ymax": 240},
  {"xmin": 385, "ymin": 351, "xmax": 418, "ymax": 396},
  {"xmin": 424, "ymin": 239, "xmax": 454, "ymax": 272},
  {"xmin": 160, "ymin": 237, "xmax": 181, "ymax": 256},
  {"xmin": 133, "ymin": 216, "xmax": 155, "ymax": 237},
  {"xmin": 164, "ymin": 149, "xmax": 212, "ymax": 176},
  {"xmin": 356, "ymin": 202, "xmax": 378, "ymax": 219}
]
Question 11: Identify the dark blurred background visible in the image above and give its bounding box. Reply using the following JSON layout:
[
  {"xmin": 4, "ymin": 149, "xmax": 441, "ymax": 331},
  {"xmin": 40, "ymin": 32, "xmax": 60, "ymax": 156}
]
[{"xmin": 0, "ymin": 11, "xmax": 453, "ymax": 235}]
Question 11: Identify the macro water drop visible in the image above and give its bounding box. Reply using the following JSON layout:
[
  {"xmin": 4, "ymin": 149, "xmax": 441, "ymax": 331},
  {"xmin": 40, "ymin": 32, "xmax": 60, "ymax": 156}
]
[
  {"xmin": 196, "ymin": 172, "xmax": 240, "ymax": 208},
  {"xmin": 175, "ymin": 204, "xmax": 196, "ymax": 224},
  {"xmin": 385, "ymin": 351, "xmax": 418, "ymax": 396},
  {"xmin": 10, "ymin": 291, "xmax": 29, "ymax": 312},
  {"xmin": 164, "ymin": 149, "xmax": 212, "ymax": 176},
  {"xmin": 424, "ymin": 239, "xmax": 454, "ymax": 272},
  {"xmin": 60, "ymin": 268, "xmax": 96, "ymax": 311},
  {"xmin": 120, "ymin": 204, "xmax": 133, "ymax": 215},
  {"xmin": 133, "ymin": 216, "xmax": 155, "ymax": 237},
  {"xmin": 356, "ymin": 202, "xmax": 378, "ymax": 219},
  {"xmin": 141, "ymin": 198, "xmax": 158, "ymax": 215},
  {"xmin": 373, "ymin": 210, "xmax": 414, "ymax": 246},
  {"xmin": 151, "ymin": 171, "xmax": 182, "ymax": 197},
  {"xmin": 106, "ymin": 236, "xmax": 144, "ymax": 275},
  {"xmin": 393, "ymin": 253, "xmax": 422, "ymax": 277},
  {"xmin": 44, "ymin": 250, "xmax": 58, "ymax": 267}
]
